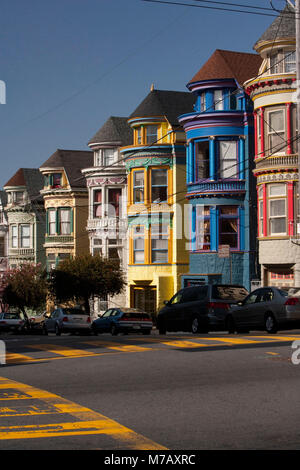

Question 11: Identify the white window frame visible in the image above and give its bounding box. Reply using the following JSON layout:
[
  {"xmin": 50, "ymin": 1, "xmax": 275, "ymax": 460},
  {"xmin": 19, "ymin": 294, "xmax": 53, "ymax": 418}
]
[
  {"xmin": 214, "ymin": 90, "xmax": 223, "ymax": 111},
  {"xmin": 268, "ymin": 109, "xmax": 285, "ymax": 155},
  {"xmin": 219, "ymin": 141, "xmax": 237, "ymax": 179}
]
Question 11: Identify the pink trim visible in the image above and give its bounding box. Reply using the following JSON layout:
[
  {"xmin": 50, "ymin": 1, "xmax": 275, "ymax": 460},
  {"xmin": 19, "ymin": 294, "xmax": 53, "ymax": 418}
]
[{"xmin": 288, "ymin": 181, "xmax": 294, "ymax": 236}]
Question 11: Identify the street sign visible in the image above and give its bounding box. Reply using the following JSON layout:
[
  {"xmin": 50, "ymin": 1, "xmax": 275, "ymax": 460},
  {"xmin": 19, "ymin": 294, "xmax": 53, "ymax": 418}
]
[{"xmin": 218, "ymin": 245, "xmax": 230, "ymax": 258}]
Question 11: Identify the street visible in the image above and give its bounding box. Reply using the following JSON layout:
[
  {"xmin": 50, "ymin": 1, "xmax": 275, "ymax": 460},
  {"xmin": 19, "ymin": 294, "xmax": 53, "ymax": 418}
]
[{"xmin": 0, "ymin": 330, "xmax": 299, "ymax": 450}]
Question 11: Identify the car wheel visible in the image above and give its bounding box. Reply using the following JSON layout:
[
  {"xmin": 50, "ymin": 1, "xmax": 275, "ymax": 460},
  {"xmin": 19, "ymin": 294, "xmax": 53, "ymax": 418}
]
[
  {"xmin": 265, "ymin": 313, "xmax": 278, "ymax": 334},
  {"xmin": 111, "ymin": 324, "xmax": 118, "ymax": 336},
  {"xmin": 191, "ymin": 317, "xmax": 200, "ymax": 334},
  {"xmin": 226, "ymin": 315, "xmax": 236, "ymax": 334},
  {"xmin": 55, "ymin": 324, "xmax": 61, "ymax": 336}
]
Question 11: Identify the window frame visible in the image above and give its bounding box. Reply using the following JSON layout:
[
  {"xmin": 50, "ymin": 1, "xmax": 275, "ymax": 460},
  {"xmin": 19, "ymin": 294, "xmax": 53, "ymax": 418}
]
[
  {"xmin": 133, "ymin": 170, "xmax": 145, "ymax": 204},
  {"xmin": 151, "ymin": 168, "xmax": 168, "ymax": 203},
  {"xmin": 150, "ymin": 223, "xmax": 169, "ymax": 264},
  {"xmin": 267, "ymin": 109, "xmax": 286, "ymax": 155}
]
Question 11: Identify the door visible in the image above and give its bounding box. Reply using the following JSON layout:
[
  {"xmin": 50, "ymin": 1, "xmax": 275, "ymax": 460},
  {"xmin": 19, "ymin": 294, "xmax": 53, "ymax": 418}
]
[
  {"xmin": 46, "ymin": 310, "xmax": 59, "ymax": 332},
  {"xmin": 234, "ymin": 290, "xmax": 263, "ymax": 330},
  {"xmin": 98, "ymin": 309, "xmax": 114, "ymax": 331},
  {"xmin": 133, "ymin": 286, "xmax": 156, "ymax": 318}
]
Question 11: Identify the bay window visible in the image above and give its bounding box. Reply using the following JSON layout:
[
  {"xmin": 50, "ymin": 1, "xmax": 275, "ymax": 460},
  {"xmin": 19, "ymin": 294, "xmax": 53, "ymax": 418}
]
[
  {"xmin": 133, "ymin": 171, "xmax": 144, "ymax": 203},
  {"xmin": 108, "ymin": 188, "xmax": 122, "ymax": 217},
  {"xmin": 219, "ymin": 206, "xmax": 238, "ymax": 248},
  {"xmin": 93, "ymin": 190, "xmax": 102, "ymax": 218},
  {"xmin": 11, "ymin": 226, "xmax": 18, "ymax": 248},
  {"xmin": 146, "ymin": 125, "xmax": 158, "ymax": 145},
  {"xmin": 133, "ymin": 226, "xmax": 145, "ymax": 264},
  {"xmin": 20, "ymin": 225, "xmax": 30, "ymax": 248},
  {"xmin": 269, "ymin": 184, "xmax": 287, "ymax": 235},
  {"xmin": 219, "ymin": 141, "xmax": 237, "ymax": 179},
  {"xmin": 268, "ymin": 109, "xmax": 285, "ymax": 154},
  {"xmin": 59, "ymin": 208, "xmax": 71, "ymax": 235},
  {"xmin": 214, "ymin": 90, "xmax": 223, "ymax": 111},
  {"xmin": 195, "ymin": 206, "xmax": 211, "ymax": 250},
  {"xmin": 48, "ymin": 210, "xmax": 56, "ymax": 235},
  {"xmin": 151, "ymin": 224, "xmax": 169, "ymax": 263},
  {"xmin": 151, "ymin": 169, "xmax": 168, "ymax": 203}
]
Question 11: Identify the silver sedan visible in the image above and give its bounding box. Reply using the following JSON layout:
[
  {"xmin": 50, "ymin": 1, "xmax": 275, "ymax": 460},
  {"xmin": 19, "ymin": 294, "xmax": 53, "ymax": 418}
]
[{"xmin": 225, "ymin": 286, "xmax": 300, "ymax": 334}]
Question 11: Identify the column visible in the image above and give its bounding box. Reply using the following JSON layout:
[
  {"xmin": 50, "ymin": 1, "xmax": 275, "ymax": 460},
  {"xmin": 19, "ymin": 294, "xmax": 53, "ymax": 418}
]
[
  {"xmin": 263, "ymin": 183, "xmax": 267, "ymax": 237},
  {"xmin": 260, "ymin": 108, "xmax": 265, "ymax": 158},
  {"xmin": 239, "ymin": 136, "xmax": 245, "ymax": 180},
  {"xmin": 209, "ymin": 137, "xmax": 216, "ymax": 180},
  {"xmin": 286, "ymin": 102, "xmax": 292, "ymax": 155},
  {"xmin": 288, "ymin": 181, "xmax": 294, "ymax": 236},
  {"xmin": 253, "ymin": 110, "xmax": 258, "ymax": 158}
]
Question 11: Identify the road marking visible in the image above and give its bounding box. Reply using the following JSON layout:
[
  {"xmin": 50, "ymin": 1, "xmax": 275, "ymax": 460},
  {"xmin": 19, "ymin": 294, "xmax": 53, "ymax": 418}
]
[
  {"xmin": 161, "ymin": 340, "xmax": 220, "ymax": 349},
  {"xmin": 204, "ymin": 337, "xmax": 260, "ymax": 345},
  {"xmin": 0, "ymin": 377, "xmax": 167, "ymax": 449},
  {"xmin": 6, "ymin": 353, "xmax": 38, "ymax": 364},
  {"xmin": 84, "ymin": 340, "xmax": 152, "ymax": 353},
  {"xmin": 248, "ymin": 335, "xmax": 300, "ymax": 342},
  {"xmin": 28, "ymin": 344, "xmax": 97, "ymax": 357}
]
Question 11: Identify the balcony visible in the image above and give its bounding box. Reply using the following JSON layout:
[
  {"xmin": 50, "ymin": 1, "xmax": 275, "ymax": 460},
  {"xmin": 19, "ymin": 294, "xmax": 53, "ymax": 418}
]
[
  {"xmin": 255, "ymin": 154, "xmax": 298, "ymax": 173},
  {"xmin": 187, "ymin": 179, "xmax": 245, "ymax": 197},
  {"xmin": 87, "ymin": 218, "xmax": 127, "ymax": 235},
  {"xmin": 44, "ymin": 235, "xmax": 74, "ymax": 246},
  {"xmin": 9, "ymin": 248, "xmax": 35, "ymax": 258}
]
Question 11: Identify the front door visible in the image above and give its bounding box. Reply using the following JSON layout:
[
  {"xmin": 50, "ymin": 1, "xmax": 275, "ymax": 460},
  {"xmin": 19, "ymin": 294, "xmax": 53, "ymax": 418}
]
[{"xmin": 132, "ymin": 286, "xmax": 157, "ymax": 318}]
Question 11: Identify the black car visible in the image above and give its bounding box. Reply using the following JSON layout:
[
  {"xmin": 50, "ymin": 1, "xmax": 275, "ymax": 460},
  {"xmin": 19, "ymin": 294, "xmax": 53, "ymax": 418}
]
[{"xmin": 156, "ymin": 284, "xmax": 249, "ymax": 334}]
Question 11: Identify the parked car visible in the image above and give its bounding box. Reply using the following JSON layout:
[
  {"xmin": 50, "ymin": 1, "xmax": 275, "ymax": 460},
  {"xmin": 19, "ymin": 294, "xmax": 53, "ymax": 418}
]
[
  {"xmin": 43, "ymin": 307, "xmax": 91, "ymax": 335},
  {"xmin": 28, "ymin": 312, "xmax": 48, "ymax": 333},
  {"xmin": 0, "ymin": 312, "xmax": 26, "ymax": 333},
  {"xmin": 224, "ymin": 286, "xmax": 300, "ymax": 334},
  {"xmin": 91, "ymin": 308, "xmax": 153, "ymax": 336},
  {"xmin": 156, "ymin": 284, "xmax": 249, "ymax": 334}
]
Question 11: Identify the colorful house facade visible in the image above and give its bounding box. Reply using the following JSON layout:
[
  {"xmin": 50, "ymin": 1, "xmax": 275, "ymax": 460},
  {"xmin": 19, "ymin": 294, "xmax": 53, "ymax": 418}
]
[
  {"xmin": 244, "ymin": 4, "xmax": 298, "ymax": 288},
  {"xmin": 120, "ymin": 88, "xmax": 195, "ymax": 316},
  {"xmin": 179, "ymin": 50, "xmax": 262, "ymax": 291},
  {"xmin": 83, "ymin": 116, "xmax": 132, "ymax": 313},
  {"xmin": 39, "ymin": 149, "xmax": 93, "ymax": 271},
  {"xmin": 3, "ymin": 168, "xmax": 46, "ymax": 269}
]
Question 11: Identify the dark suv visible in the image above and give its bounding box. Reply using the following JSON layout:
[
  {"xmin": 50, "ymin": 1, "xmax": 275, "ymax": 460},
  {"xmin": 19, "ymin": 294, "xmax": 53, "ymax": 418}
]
[{"xmin": 156, "ymin": 284, "xmax": 249, "ymax": 334}]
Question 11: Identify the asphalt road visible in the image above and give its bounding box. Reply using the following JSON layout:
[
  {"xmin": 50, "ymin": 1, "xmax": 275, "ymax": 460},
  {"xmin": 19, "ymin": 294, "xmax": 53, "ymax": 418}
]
[{"xmin": 0, "ymin": 330, "xmax": 299, "ymax": 450}]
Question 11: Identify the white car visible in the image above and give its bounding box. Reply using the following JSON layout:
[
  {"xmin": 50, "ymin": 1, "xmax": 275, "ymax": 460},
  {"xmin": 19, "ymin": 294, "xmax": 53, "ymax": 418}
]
[
  {"xmin": 0, "ymin": 312, "xmax": 26, "ymax": 333},
  {"xmin": 43, "ymin": 307, "xmax": 92, "ymax": 335}
]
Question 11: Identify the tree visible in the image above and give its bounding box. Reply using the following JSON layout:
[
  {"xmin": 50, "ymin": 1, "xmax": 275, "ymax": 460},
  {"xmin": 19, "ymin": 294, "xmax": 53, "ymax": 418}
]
[
  {"xmin": 1, "ymin": 264, "xmax": 48, "ymax": 319},
  {"xmin": 48, "ymin": 254, "xmax": 125, "ymax": 314}
]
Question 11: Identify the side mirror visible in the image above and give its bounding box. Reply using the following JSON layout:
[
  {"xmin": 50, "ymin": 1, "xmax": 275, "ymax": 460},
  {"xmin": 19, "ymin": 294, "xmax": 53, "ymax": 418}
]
[{"xmin": 237, "ymin": 301, "xmax": 243, "ymax": 306}]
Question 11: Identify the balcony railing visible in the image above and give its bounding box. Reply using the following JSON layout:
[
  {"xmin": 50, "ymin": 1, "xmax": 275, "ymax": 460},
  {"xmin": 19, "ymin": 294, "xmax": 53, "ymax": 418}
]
[
  {"xmin": 44, "ymin": 235, "xmax": 74, "ymax": 245},
  {"xmin": 9, "ymin": 248, "xmax": 35, "ymax": 257},
  {"xmin": 87, "ymin": 218, "xmax": 127, "ymax": 232},
  {"xmin": 187, "ymin": 179, "xmax": 245, "ymax": 195},
  {"xmin": 255, "ymin": 154, "xmax": 298, "ymax": 171}
]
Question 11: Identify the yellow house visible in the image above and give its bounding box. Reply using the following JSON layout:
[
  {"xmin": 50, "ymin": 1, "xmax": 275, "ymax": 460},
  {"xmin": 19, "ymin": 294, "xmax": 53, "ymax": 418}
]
[
  {"xmin": 39, "ymin": 149, "xmax": 93, "ymax": 270},
  {"xmin": 120, "ymin": 88, "xmax": 195, "ymax": 317}
]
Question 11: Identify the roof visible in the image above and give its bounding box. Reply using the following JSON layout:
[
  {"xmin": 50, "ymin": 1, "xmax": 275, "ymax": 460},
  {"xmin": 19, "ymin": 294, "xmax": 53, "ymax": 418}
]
[
  {"xmin": 129, "ymin": 89, "xmax": 196, "ymax": 126},
  {"xmin": 188, "ymin": 49, "xmax": 262, "ymax": 86},
  {"xmin": 40, "ymin": 149, "xmax": 93, "ymax": 188},
  {"xmin": 88, "ymin": 116, "xmax": 133, "ymax": 146},
  {"xmin": 255, "ymin": 4, "xmax": 295, "ymax": 47},
  {"xmin": 4, "ymin": 168, "xmax": 44, "ymax": 201}
]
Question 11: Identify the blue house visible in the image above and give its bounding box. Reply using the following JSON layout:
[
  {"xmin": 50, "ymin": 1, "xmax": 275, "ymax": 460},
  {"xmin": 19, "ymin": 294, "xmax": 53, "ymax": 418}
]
[{"xmin": 178, "ymin": 49, "xmax": 262, "ymax": 291}]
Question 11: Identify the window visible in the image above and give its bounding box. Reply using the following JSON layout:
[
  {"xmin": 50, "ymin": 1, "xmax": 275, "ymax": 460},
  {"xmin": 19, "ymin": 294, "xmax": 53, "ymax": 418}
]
[
  {"xmin": 52, "ymin": 174, "xmax": 62, "ymax": 188},
  {"xmin": 108, "ymin": 188, "xmax": 122, "ymax": 217},
  {"xmin": 214, "ymin": 90, "xmax": 223, "ymax": 111},
  {"xmin": 11, "ymin": 226, "xmax": 18, "ymax": 248},
  {"xmin": 219, "ymin": 141, "xmax": 237, "ymax": 179},
  {"xmin": 219, "ymin": 206, "xmax": 238, "ymax": 248},
  {"xmin": 146, "ymin": 125, "xmax": 158, "ymax": 145},
  {"xmin": 95, "ymin": 150, "xmax": 101, "ymax": 166},
  {"xmin": 59, "ymin": 209, "xmax": 71, "ymax": 235},
  {"xmin": 196, "ymin": 141, "xmax": 209, "ymax": 180},
  {"xmin": 195, "ymin": 206, "xmax": 210, "ymax": 250},
  {"xmin": 133, "ymin": 226, "xmax": 144, "ymax": 264},
  {"xmin": 133, "ymin": 171, "xmax": 144, "ymax": 203},
  {"xmin": 268, "ymin": 110, "xmax": 285, "ymax": 154},
  {"xmin": 20, "ymin": 225, "xmax": 30, "ymax": 248},
  {"xmin": 284, "ymin": 51, "xmax": 296, "ymax": 73},
  {"xmin": 48, "ymin": 210, "xmax": 56, "ymax": 235},
  {"xmin": 92, "ymin": 239, "xmax": 102, "ymax": 257},
  {"xmin": 137, "ymin": 128, "xmax": 142, "ymax": 145},
  {"xmin": 93, "ymin": 190, "xmax": 102, "ymax": 218},
  {"xmin": 151, "ymin": 169, "xmax": 168, "ymax": 203},
  {"xmin": 151, "ymin": 224, "xmax": 169, "ymax": 263},
  {"xmin": 270, "ymin": 50, "xmax": 296, "ymax": 74},
  {"xmin": 15, "ymin": 192, "xmax": 24, "ymax": 204},
  {"xmin": 108, "ymin": 247, "xmax": 120, "ymax": 266},
  {"xmin": 268, "ymin": 184, "xmax": 286, "ymax": 235},
  {"xmin": 103, "ymin": 148, "xmax": 116, "ymax": 166},
  {"xmin": 200, "ymin": 93, "xmax": 206, "ymax": 112}
]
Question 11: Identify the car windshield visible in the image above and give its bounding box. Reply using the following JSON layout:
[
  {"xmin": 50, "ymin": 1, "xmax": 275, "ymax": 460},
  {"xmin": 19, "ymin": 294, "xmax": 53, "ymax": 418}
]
[
  {"xmin": 212, "ymin": 286, "xmax": 249, "ymax": 301},
  {"xmin": 62, "ymin": 309, "xmax": 87, "ymax": 315}
]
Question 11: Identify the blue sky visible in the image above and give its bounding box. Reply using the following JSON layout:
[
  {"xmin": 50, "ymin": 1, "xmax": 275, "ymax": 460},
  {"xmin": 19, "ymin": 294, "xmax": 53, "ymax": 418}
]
[{"xmin": 0, "ymin": 0, "xmax": 279, "ymax": 188}]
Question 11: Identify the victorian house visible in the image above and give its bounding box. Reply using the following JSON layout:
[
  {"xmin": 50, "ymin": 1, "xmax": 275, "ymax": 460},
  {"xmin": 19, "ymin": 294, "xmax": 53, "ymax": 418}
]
[
  {"xmin": 120, "ymin": 88, "xmax": 195, "ymax": 316},
  {"xmin": 0, "ymin": 192, "xmax": 8, "ymax": 273},
  {"xmin": 82, "ymin": 116, "xmax": 132, "ymax": 313},
  {"xmin": 39, "ymin": 149, "xmax": 93, "ymax": 271},
  {"xmin": 244, "ymin": 4, "xmax": 298, "ymax": 288},
  {"xmin": 178, "ymin": 49, "xmax": 262, "ymax": 291},
  {"xmin": 3, "ymin": 168, "xmax": 45, "ymax": 269}
]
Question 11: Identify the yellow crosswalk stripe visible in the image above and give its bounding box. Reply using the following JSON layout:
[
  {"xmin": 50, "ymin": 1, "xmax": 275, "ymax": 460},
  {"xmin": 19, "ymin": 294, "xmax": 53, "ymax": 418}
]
[
  {"xmin": 248, "ymin": 335, "xmax": 300, "ymax": 342},
  {"xmin": 29, "ymin": 344, "xmax": 97, "ymax": 357},
  {"xmin": 0, "ymin": 377, "xmax": 167, "ymax": 449},
  {"xmin": 161, "ymin": 340, "xmax": 220, "ymax": 348},
  {"xmin": 204, "ymin": 337, "xmax": 259, "ymax": 345},
  {"xmin": 6, "ymin": 353, "xmax": 38, "ymax": 364},
  {"xmin": 84, "ymin": 340, "xmax": 151, "ymax": 352}
]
